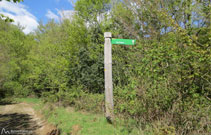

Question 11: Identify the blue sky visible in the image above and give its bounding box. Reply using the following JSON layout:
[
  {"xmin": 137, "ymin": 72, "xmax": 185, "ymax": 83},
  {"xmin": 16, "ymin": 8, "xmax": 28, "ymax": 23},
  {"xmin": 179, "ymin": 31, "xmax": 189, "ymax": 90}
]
[
  {"xmin": 0, "ymin": 0, "xmax": 76, "ymax": 34},
  {"xmin": 23, "ymin": 0, "xmax": 74, "ymax": 22}
]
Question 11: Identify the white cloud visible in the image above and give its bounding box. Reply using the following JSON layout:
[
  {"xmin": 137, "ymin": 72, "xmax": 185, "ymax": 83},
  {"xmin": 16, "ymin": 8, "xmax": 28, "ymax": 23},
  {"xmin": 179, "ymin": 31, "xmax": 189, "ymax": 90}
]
[
  {"xmin": 0, "ymin": 0, "xmax": 39, "ymax": 34},
  {"xmin": 67, "ymin": 0, "xmax": 77, "ymax": 7},
  {"xmin": 57, "ymin": 10, "xmax": 75, "ymax": 20},
  {"xmin": 45, "ymin": 9, "xmax": 75, "ymax": 22},
  {"xmin": 46, "ymin": 10, "xmax": 59, "ymax": 21}
]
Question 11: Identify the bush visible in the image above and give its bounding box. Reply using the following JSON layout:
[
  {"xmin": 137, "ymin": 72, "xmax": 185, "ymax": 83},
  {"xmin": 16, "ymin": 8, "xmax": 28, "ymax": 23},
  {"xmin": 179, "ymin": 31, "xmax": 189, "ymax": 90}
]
[{"xmin": 74, "ymin": 92, "xmax": 104, "ymax": 113}]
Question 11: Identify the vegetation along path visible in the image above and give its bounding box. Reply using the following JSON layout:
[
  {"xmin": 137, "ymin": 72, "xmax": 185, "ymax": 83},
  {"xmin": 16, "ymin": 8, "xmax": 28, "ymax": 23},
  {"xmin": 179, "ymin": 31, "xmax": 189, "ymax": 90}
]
[
  {"xmin": 0, "ymin": 101, "xmax": 57, "ymax": 135},
  {"xmin": 0, "ymin": 98, "xmax": 137, "ymax": 135}
]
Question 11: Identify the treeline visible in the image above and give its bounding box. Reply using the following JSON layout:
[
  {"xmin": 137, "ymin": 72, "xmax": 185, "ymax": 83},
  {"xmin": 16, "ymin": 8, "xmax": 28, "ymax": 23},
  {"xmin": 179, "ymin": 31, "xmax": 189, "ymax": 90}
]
[{"xmin": 0, "ymin": 0, "xmax": 210, "ymax": 134}]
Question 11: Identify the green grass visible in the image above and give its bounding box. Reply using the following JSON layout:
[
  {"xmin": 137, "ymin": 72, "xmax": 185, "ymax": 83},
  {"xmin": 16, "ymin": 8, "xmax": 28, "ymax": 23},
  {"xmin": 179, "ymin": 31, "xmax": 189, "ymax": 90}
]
[
  {"xmin": 15, "ymin": 97, "xmax": 41, "ymax": 104},
  {"xmin": 46, "ymin": 107, "xmax": 134, "ymax": 135},
  {"xmin": 15, "ymin": 98, "xmax": 139, "ymax": 135}
]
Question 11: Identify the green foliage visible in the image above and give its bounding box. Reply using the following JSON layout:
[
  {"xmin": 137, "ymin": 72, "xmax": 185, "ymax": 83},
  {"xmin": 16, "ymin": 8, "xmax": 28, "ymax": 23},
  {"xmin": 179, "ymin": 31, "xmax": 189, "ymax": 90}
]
[
  {"xmin": 110, "ymin": 1, "xmax": 211, "ymax": 134},
  {"xmin": 74, "ymin": 93, "xmax": 104, "ymax": 113},
  {"xmin": 0, "ymin": 14, "xmax": 14, "ymax": 22},
  {"xmin": 0, "ymin": 19, "xmax": 32, "ymax": 97},
  {"xmin": 0, "ymin": 0, "xmax": 210, "ymax": 134},
  {"xmin": 75, "ymin": 0, "xmax": 110, "ymax": 23}
]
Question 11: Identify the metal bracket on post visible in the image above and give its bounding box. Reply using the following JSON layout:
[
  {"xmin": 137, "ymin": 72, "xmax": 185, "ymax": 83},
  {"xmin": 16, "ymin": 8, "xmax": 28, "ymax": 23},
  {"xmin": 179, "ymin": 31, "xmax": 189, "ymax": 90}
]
[{"xmin": 104, "ymin": 32, "xmax": 114, "ymax": 123}]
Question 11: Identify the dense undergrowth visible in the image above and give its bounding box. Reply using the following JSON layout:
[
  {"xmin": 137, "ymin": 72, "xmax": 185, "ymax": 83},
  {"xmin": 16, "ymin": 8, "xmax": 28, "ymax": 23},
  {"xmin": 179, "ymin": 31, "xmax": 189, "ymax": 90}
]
[{"xmin": 0, "ymin": 0, "xmax": 210, "ymax": 134}]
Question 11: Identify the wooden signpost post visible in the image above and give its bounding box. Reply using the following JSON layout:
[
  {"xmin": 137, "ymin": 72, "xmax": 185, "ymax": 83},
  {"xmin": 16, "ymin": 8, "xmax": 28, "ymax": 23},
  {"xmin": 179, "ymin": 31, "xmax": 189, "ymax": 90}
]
[{"xmin": 104, "ymin": 32, "xmax": 136, "ymax": 122}]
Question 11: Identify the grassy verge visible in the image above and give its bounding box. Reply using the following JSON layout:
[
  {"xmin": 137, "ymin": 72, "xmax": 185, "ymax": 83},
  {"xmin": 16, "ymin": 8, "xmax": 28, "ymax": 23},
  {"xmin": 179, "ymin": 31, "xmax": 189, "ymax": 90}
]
[{"xmin": 15, "ymin": 98, "xmax": 140, "ymax": 135}]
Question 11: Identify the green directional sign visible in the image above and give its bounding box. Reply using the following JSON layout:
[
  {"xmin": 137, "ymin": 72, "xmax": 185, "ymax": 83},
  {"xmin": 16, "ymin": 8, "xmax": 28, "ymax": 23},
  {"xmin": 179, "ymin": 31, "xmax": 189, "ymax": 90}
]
[{"xmin": 111, "ymin": 39, "xmax": 136, "ymax": 45}]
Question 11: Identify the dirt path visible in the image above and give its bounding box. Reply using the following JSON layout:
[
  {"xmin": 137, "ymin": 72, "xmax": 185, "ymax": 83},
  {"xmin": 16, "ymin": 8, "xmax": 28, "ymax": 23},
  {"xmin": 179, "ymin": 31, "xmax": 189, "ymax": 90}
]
[{"xmin": 0, "ymin": 102, "xmax": 55, "ymax": 135}]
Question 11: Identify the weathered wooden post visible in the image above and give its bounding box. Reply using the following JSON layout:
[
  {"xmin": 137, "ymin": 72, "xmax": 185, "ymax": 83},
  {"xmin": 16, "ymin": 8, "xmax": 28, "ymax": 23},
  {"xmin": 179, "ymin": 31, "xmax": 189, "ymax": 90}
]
[
  {"xmin": 104, "ymin": 33, "xmax": 136, "ymax": 123},
  {"xmin": 104, "ymin": 32, "xmax": 114, "ymax": 122}
]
